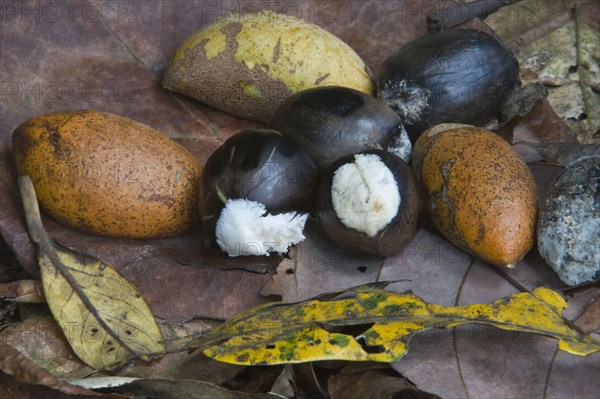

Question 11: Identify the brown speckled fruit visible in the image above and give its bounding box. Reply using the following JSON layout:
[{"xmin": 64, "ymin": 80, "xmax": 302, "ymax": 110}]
[
  {"xmin": 13, "ymin": 110, "xmax": 202, "ymax": 238},
  {"xmin": 412, "ymin": 124, "xmax": 537, "ymax": 267}
]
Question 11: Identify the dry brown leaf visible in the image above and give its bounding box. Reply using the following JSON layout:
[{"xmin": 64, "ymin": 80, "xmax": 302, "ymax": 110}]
[
  {"xmin": 0, "ymin": 343, "xmax": 114, "ymax": 397},
  {"xmin": 328, "ymin": 367, "xmax": 439, "ymax": 399},
  {"xmin": 513, "ymin": 142, "xmax": 600, "ymax": 165},
  {"xmin": 0, "ymin": 279, "xmax": 45, "ymax": 303},
  {"xmin": 574, "ymin": 295, "xmax": 600, "ymax": 334},
  {"xmin": 79, "ymin": 378, "xmax": 286, "ymax": 399},
  {"xmin": 269, "ymin": 365, "xmax": 296, "ymax": 399},
  {"xmin": 0, "ymin": 312, "xmax": 95, "ymax": 379},
  {"xmin": 116, "ymin": 318, "xmax": 245, "ymax": 383},
  {"xmin": 0, "ymin": 1, "xmax": 598, "ymax": 397},
  {"xmin": 499, "ymin": 97, "xmax": 577, "ymax": 146},
  {"xmin": 0, "ymin": 309, "xmax": 246, "ymax": 384},
  {"xmin": 260, "ymin": 221, "xmax": 384, "ymax": 302}
]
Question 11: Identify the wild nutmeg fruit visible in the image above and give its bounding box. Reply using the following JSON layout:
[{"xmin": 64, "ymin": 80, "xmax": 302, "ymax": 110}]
[
  {"xmin": 377, "ymin": 29, "xmax": 519, "ymax": 142},
  {"xmin": 163, "ymin": 11, "xmax": 374, "ymax": 122},
  {"xmin": 201, "ymin": 129, "xmax": 318, "ymax": 257},
  {"xmin": 315, "ymin": 150, "xmax": 421, "ymax": 257},
  {"xmin": 412, "ymin": 124, "xmax": 537, "ymax": 268},
  {"xmin": 269, "ymin": 86, "xmax": 411, "ymax": 169},
  {"xmin": 13, "ymin": 110, "xmax": 202, "ymax": 239}
]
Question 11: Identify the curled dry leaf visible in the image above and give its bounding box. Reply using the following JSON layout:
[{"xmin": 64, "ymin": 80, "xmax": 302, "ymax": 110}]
[
  {"xmin": 194, "ymin": 284, "xmax": 600, "ymax": 365},
  {"xmin": 17, "ymin": 175, "xmax": 165, "ymax": 370}
]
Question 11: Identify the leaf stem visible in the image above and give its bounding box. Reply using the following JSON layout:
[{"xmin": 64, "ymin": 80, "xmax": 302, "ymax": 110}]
[{"xmin": 17, "ymin": 175, "xmax": 53, "ymax": 249}]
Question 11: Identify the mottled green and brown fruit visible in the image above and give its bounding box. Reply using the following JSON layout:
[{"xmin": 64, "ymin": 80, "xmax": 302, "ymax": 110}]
[
  {"xmin": 412, "ymin": 124, "xmax": 537, "ymax": 267},
  {"xmin": 163, "ymin": 11, "xmax": 374, "ymax": 122},
  {"xmin": 13, "ymin": 110, "xmax": 202, "ymax": 238}
]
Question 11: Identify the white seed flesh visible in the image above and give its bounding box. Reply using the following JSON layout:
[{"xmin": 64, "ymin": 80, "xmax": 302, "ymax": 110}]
[
  {"xmin": 215, "ymin": 199, "xmax": 308, "ymax": 257},
  {"xmin": 331, "ymin": 153, "xmax": 400, "ymax": 237}
]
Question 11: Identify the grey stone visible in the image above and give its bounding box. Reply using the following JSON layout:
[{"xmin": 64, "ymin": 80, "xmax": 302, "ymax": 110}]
[{"xmin": 538, "ymin": 156, "xmax": 600, "ymax": 286}]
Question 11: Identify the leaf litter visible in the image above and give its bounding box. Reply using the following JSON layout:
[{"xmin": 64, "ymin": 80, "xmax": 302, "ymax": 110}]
[{"xmin": 1, "ymin": 1, "xmax": 599, "ymax": 398}]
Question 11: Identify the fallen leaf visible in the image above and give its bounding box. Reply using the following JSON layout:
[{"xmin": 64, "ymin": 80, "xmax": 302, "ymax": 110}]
[
  {"xmin": 393, "ymin": 258, "xmax": 599, "ymax": 399},
  {"xmin": 574, "ymin": 295, "xmax": 600, "ymax": 334},
  {"xmin": 195, "ymin": 285, "xmax": 599, "ymax": 365},
  {"xmin": 0, "ymin": 1, "xmax": 598, "ymax": 397},
  {"xmin": 0, "ymin": 308, "xmax": 247, "ymax": 384},
  {"xmin": 0, "ymin": 343, "xmax": 113, "ymax": 397},
  {"xmin": 116, "ymin": 318, "xmax": 245, "ymax": 384},
  {"xmin": 269, "ymin": 365, "xmax": 296, "ymax": 399},
  {"xmin": 498, "ymin": 83, "xmax": 548, "ymax": 125},
  {"xmin": 328, "ymin": 367, "xmax": 439, "ymax": 399},
  {"xmin": 0, "ymin": 311, "xmax": 95, "ymax": 379},
  {"xmin": 0, "ymin": 372, "xmax": 131, "ymax": 399},
  {"xmin": 572, "ymin": 6, "xmax": 600, "ymax": 143},
  {"xmin": 96, "ymin": 378, "xmax": 287, "ymax": 399},
  {"xmin": 260, "ymin": 220, "xmax": 384, "ymax": 303},
  {"xmin": 68, "ymin": 376, "xmax": 138, "ymax": 390},
  {"xmin": 511, "ymin": 7, "xmax": 600, "ymax": 143},
  {"xmin": 499, "ymin": 97, "xmax": 578, "ymax": 147},
  {"xmin": 528, "ymin": 163, "xmax": 566, "ymax": 208},
  {"xmin": 513, "ymin": 142, "xmax": 600, "ymax": 165},
  {"xmin": 0, "ymin": 279, "xmax": 44, "ymax": 303},
  {"xmin": 293, "ymin": 363, "xmax": 328, "ymax": 399},
  {"xmin": 220, "ymin": 365, "xmax": 286, "ymax": 395},
  {"xmin": 18, "ymin": 175, "xmax": 165, "ymax": 370}
]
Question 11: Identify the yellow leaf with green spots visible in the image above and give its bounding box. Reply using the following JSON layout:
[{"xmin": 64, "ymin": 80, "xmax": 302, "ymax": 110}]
[{"xmin": 192, "ymin": 284, "xmax": 600, "ymax": 365}]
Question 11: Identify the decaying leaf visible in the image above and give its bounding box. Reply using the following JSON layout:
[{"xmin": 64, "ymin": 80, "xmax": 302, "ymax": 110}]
[
  {"xmin": 194, "ymin": 284, "xmax": 600, "ymax": 365},
  {"xmin": 512, "ymin": 142, "xmax": 600, "ymax": 165},
  {"xmin": 0, "ymin": 1, "xmax": 598, "ymax": 397},
  {"xmin": 328, "ymin": 366, "xmax": 439, "ymax": 399},
  {"xmin": 574, "ymin": 295, "xmax": 600, "ymax": 335},
  {"xmin": 260, "ymin": 221, "xmax": 385, "ymax": 303},
  {"xmin": 0, "ymin": 279, "xmax": 45, "ymax": 303},
  {"xmin": 0, "ymin": 343, "xmax": 100, "ymax": 396},
  {"xmin": 516, "ymin": 11, "xmax": 600, "ymax": 144},
  {"xmin": 88, "ymin": 378, "xmax": 287, "ymax": 399},
  {"xmin": 0, "ymin": 312, "xmax": 96, "ymax": 379},
  {"xmin": 17, "ymin": 175, "xmax": 165, "ymax": 370},
  {"xmin": 269, "ymin": 364, "xmax": 296, "ymax": 398}
]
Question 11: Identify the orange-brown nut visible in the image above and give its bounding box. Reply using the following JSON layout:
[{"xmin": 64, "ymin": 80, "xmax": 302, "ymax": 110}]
[
  {"xmin": 413, "ymin": 124, "xmax": 537, "ymax": 267},
  {"xmin": 13, "ymin": 110, "xmax": 202, "ymax": 238}
]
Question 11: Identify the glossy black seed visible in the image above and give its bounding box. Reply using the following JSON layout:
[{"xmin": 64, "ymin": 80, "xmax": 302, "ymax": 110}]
[
  {"xmin": 269, "ymin": 86, "xmax": 410, "ymax": 169},
  {"xmin": 377, "ymin": 29, "xmax": 519, "ymax": 142},
  {"xmin": 201, "ymin": 128, "xmax": 319, "ymax": 238}
]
